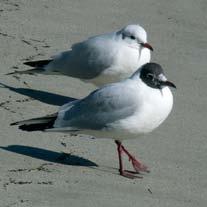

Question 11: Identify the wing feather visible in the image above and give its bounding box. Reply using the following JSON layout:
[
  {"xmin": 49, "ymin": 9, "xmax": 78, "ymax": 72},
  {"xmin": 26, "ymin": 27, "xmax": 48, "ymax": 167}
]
[
  {"xmin": 54, "ymin": 81, "xmax": 138, "ymax": 130},
  {"xmin": 46, "ymin": 33, "xmax": 117, "ymax": 79}
]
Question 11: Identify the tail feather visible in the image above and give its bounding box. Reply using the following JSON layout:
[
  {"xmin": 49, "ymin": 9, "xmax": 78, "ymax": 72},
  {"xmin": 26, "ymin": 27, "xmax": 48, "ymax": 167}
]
[{"xmin": 11, "ymin": 113, "xmax": 57, "ymax": 132}]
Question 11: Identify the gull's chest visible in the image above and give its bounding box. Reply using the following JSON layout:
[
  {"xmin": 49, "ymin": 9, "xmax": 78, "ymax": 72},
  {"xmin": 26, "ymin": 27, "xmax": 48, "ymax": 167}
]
[
  {"xmin": 115, "ymin": 45, "xmax": 151, "ymax": 74},
  {"xmin": 134, "ymin": 87, "xmax": 173, "ymax": 133},
  {"xmin": 117, "ymin": 46, "xmax": 139, "ymax": 71},
  {"xmin": 111, "ymin": 86, "xmax": 173, "ymax": 136}
]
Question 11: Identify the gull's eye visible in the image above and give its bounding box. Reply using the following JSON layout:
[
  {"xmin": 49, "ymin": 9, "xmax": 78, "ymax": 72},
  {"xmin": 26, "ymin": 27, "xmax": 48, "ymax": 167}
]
[
  {"xmin": 130, "ymin": 35, "xmax": 136, "ymax": 40},
  {"xmin": 146, "ymin": 73, "xmax": 154, "ymax": 80}
]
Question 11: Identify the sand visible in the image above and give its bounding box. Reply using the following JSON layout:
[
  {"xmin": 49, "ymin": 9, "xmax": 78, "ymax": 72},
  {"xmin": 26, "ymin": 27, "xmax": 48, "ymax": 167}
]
[{"xmin": 0, "ymin": 0, "xmax": 207, "ymax": 206}]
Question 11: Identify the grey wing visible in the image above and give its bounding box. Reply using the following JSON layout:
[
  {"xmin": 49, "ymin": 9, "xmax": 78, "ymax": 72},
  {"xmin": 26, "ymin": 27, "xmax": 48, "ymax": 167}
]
[
  {"xmin": 54, "ymin": 82, "xmax": 137, "ymax": 130},
  {"xmin": 46, "ymin": 33, "xmax": 116, "ymax": 79}
]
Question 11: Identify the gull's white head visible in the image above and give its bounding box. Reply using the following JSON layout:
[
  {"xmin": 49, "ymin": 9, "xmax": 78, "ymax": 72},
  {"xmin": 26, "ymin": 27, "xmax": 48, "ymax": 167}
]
[{"xmin": 117, "ymin": 24, "xmax": 153, "ymax": 51}]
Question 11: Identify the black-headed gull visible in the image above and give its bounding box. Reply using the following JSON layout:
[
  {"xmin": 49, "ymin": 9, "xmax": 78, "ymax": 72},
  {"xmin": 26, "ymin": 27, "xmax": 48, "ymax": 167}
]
[{"xmin": 11, "ymin": 63, "xmax": 176, "ymax": 179}]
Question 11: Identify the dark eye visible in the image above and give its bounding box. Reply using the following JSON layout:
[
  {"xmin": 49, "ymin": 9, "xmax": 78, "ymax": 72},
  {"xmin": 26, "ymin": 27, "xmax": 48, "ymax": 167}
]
[
  {"xmin": 146, "ymin": 73, "xmax": 154, "ymax": 80},
  {"xmin": 130, "ymin": 35, "xmax": 136, "ymax": 40}
]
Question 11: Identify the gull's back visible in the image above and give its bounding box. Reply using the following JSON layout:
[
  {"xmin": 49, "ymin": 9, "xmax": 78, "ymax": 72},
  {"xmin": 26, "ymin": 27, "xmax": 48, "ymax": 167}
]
[{"xmin": 45, "ymin": 32, "xmax": 118, "ymax": 80}]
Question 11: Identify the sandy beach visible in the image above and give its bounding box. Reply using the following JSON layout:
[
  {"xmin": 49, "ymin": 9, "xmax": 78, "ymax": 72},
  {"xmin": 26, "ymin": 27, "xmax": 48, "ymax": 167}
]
[{"xmin": 0, "ymin": 0, "xmax": 207, "ymax": 206}]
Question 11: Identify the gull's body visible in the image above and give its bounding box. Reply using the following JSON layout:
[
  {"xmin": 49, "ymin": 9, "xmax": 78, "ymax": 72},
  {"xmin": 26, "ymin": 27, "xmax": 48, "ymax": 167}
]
[
  {"xmin": 51, "ymin": 74, "xmax": 173, "ymax": 139},
  {"xmin": 12, "ymin": 63, "xmax": 175, "ymax": 178},
  {"xmin": 12, "ymin": 25, "xmax": 153, "ymax": 86}
]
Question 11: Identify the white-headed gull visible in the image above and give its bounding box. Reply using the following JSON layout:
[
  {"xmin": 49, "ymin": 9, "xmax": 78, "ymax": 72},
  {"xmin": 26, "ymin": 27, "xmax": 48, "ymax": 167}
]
[{"xmin": 10, "ymin": 24, "xmax": 153, "ymax": 86}]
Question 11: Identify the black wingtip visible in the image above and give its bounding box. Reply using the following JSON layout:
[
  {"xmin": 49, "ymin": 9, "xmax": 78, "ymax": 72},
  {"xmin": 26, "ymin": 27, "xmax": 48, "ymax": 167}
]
[
  {"xmin": 24, "ymin": 59, "xmax": 52, "ymax": 68},
  {"xmin": 23, "ymin": 61, "xmax": 36, "ymax": 67},
  {"xmin": 18, "ymin": 123, "xmax": 54, "ymax": 132},
  {"xmin": 10, "ymin": 115, "xmax": 57, "ymax": 132},
  {"xmin": 18, "ymin": 124, "xmax": 38, "ymax": 131},
  {"xmin": 10, "ymin": 122, "xmax": 18, "ymax": 126}
]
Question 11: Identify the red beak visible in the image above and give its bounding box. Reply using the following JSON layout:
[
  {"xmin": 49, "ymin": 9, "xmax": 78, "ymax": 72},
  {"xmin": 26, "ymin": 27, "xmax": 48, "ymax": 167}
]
[{"xmin": 141, "ymin": 43, "xmax": 153, "ymax": 51}]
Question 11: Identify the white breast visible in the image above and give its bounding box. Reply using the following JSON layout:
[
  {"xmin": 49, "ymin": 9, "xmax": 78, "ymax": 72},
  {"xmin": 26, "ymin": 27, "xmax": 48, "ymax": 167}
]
[
  {"xmin": 108, "ymin": 79, "xmax": 173, "ymax": 139},
  {"xmin": 90, "ymin": 45, "xmax": 151, "ymax": 86}
]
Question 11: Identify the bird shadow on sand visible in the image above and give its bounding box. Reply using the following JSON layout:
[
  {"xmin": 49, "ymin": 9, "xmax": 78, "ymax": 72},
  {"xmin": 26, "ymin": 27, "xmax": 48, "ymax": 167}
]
[
  {"xmin": 0, "ymin": 145, "xmax": 97, "ymax": 167},
  {"xmin": 0, "ymin": 82, "xmax": 76, "ymax": 106}
]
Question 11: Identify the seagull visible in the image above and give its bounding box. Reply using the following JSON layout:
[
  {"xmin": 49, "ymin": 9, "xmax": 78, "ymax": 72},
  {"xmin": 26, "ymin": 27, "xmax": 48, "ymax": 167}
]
[
  {"xmin": 9, "ymin": 24, "xmax": 153, "ymax": 86},
  {"xmin": 11, "ymin": 63, "xmax": 176, "ymax": 178}
]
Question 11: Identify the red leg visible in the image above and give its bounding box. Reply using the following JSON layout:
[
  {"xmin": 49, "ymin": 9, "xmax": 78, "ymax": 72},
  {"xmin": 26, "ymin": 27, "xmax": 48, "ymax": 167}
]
[
  {"xmin": 115, "ymin": 140, "xmax": 124, "ymax": 174},
  {"xmin": 115, "ymin": 140, "xmax": 143, "ymax": 179},
  {"xmin": 121, "ymin": 144, "xmax": 150, "ymax": 173}
]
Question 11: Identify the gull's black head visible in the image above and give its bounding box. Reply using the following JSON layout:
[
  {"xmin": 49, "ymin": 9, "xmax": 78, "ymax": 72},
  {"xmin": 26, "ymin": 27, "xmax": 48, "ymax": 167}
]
[{"xmin": 140, "ymin": 63, "xmax": 176, "ymax": 89}]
